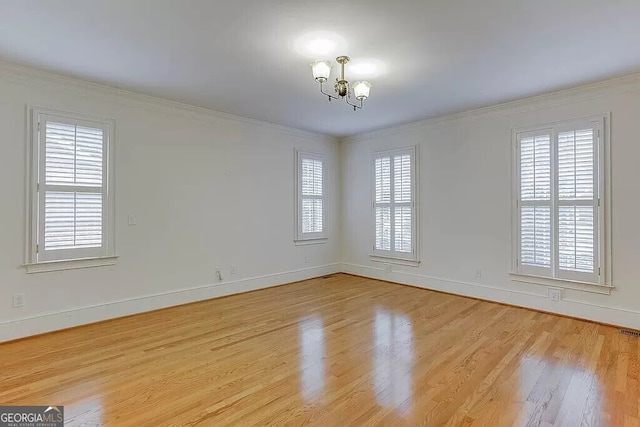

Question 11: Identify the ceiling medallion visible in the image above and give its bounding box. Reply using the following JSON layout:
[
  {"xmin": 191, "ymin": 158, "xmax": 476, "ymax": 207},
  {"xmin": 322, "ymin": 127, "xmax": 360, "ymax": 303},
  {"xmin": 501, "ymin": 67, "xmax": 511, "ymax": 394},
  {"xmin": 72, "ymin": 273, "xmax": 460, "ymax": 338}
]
[{"xmin": 310, "ymin": 56, "xmax": 372, "ymax": 111}]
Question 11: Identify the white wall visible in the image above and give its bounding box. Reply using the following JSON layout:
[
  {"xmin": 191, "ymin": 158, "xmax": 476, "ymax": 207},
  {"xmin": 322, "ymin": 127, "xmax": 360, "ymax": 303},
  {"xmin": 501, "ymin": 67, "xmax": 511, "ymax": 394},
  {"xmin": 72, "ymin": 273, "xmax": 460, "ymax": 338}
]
[
  {"xmin": 341, "ymin": 73, "xmax": 640, "ymax": 330},
  {"xmin": 3, "ymin": 62, "xmax": 640, "ymax": 343},
  {"xmin": 0, "ymin": 63, "xmax": 341, "ymax": 341}
]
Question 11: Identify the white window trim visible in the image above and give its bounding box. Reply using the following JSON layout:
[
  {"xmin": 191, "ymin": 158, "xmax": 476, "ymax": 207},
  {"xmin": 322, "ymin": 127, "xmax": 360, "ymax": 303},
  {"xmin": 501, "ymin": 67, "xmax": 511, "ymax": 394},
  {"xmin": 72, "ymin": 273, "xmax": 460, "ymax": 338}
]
[
  {"xmin": 510, "ymin": 114, "xmax": 611, "ymax": 290},
  {"xmin": 294, "ymin": 149, "xmax": 327, "ymax": 245},
  {"xmin": 370, "ymin": 146, "xmax": 419, "ymax": 265},
  {"xmin": 24, "ymin": 106, "xmax": 117, "ymax": 273}
]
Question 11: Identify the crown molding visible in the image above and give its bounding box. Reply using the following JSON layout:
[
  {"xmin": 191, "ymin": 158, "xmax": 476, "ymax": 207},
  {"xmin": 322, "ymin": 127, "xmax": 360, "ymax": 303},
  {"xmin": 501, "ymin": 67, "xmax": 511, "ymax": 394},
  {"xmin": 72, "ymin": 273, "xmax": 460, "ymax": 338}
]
[
  {"xmin": 3, "ymin": 60, "xmax": 639, "ymax": 145},
  {"xmin": 0, "ymin": 60, "xmax": 336, "ymax": 144},
  {"xmin": 343, "ymin": 71, "xmax": 640, "ymax": 144}
]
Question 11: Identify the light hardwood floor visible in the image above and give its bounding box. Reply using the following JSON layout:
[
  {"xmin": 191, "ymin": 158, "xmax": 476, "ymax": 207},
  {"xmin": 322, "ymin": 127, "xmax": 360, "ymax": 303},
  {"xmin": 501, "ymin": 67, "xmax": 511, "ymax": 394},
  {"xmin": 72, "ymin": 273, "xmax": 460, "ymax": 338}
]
[{"xmin": 1, "ymin": 274, "xmax": 637, "ymax": 426}]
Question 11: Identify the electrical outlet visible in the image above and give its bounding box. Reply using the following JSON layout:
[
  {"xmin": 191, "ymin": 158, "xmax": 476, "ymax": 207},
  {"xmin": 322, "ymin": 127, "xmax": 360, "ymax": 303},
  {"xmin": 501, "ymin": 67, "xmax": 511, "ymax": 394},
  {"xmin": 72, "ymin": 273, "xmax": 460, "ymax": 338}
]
[
  {"xmin": 13, "ymin": 294, "xmax": 25, "ymax": 308},
  {"xmin": 215, "ymin": 268, "xmax": 222, "ymax": 282},
  {"xmin": 127, "ymin": 213, "xmax": 137, "ymax": 226},
  {"xmin": 475, "ymin": 269, "xmax": 482, "ymax": 279},
  {"xmin": 230, "ymin": 265, "xmax": 236, "ymax": 275},
  {"xmin": 548, "ymin": 288, "xmax": 562, "ymax": 302},
  {"xmin": 304, "ymin": 256, "xmax": 310, "ymax": 264},
  {"xmin": 385, "ymin": 264, "xmax": 392, "ymax": 273}
]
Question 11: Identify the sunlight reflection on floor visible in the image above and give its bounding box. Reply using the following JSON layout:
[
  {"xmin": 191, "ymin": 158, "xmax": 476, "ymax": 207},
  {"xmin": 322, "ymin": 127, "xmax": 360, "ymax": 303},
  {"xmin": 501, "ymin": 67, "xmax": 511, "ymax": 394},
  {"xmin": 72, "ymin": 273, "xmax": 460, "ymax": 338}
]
[
  {"xmin": 298, "ymin": 314, "xmax": 326, "ymax": 402},
  {"xmin": 373, "ymin": 307, "xmax": 414, "ymax": 415}
]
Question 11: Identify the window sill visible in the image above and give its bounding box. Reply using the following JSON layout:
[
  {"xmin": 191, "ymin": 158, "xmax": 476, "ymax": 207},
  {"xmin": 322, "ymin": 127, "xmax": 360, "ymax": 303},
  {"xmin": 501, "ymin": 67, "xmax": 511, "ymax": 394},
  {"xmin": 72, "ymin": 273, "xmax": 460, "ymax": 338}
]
[
  {"xmin": 294, "ymin": 238, "xmax": 328, "ymax": 246},
  {"xmin": 23, "ymin": 256, "xmax": 118, "ymax": 274},
  {"xmin": 509, "ymin": 272, "xmax": 613, "ymax": 295},
  {"xmin": 370, "ymin": 255, "xmax": 420, "ymax": 267}
]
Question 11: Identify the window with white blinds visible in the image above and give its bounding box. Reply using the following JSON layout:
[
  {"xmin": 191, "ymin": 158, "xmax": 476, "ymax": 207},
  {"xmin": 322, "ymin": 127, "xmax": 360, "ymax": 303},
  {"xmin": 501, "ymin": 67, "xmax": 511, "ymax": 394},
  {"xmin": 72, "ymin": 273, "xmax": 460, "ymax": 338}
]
[
  {"xmin": 29, "ymin": 109, "xmax": 115, "ymax": 264},
  {"xmin": 372, "ymin": 148, "xmax": 417, "ymax": 262},
  {"xmin": 295, "ymin": 150, "xmax": 326, "ymax": 242},
  {"xmin": 514, "ymin": 118, "xmax": 606, "ymax": 285}
]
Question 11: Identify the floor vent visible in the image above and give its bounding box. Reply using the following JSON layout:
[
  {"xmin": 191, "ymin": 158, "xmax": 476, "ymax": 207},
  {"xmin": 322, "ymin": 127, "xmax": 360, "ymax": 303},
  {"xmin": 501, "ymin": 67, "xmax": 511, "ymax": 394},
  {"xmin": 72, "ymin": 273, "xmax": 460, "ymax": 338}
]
[{"xmin": 620, "ymin": 329, "xmax": 640, "ymax": 337}]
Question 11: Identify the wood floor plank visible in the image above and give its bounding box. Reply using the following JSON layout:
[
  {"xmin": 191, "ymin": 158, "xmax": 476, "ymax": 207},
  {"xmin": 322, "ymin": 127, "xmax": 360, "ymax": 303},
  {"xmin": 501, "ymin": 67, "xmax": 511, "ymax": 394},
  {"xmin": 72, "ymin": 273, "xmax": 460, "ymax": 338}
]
[{"xmin": 0, "ymin": 273, "xmax": 637, "ymax": 426}]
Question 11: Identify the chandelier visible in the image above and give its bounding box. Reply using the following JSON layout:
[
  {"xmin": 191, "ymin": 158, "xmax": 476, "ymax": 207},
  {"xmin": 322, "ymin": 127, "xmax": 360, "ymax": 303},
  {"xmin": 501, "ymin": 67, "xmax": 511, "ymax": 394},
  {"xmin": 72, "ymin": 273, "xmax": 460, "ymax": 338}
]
[{"xmin": 310, "ymin": 56, "xmax": 372, "ymax": 111}]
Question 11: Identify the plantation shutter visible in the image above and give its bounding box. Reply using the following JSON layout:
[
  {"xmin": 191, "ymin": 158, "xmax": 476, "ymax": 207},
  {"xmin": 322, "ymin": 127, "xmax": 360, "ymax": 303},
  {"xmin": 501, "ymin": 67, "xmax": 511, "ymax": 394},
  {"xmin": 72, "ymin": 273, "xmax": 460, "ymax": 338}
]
[
  {"xmin": 37, "ymin": 116, "xmax": 108, "ymax": 261},
  {"xmin": 373, "ymin": 149, "xmax": 415, "ymax": 260},
  {"xmin": 393, "ymin": 154, "xmax": 412, "ymax": 253},
  {"xmin": 515, "ymin": 119, "xmax": 602, "ymax": 285},
  {"xmin": 518, "ymin": 131, "xmax": 552, "ymax": 275},
  {"xmin": 375, "ymin": 156, "xmax": 391, "ymax": 251},
  {"xmin": 296, "ymin": 151, "xmax": 326, "ymax": 241},
  {"xmin": 301, "ymin": 158, "xmax": 324, "ymax": 233},
  {"xmin": 555, "ymin": 125, "xmax": 599, "ymax": 282}
]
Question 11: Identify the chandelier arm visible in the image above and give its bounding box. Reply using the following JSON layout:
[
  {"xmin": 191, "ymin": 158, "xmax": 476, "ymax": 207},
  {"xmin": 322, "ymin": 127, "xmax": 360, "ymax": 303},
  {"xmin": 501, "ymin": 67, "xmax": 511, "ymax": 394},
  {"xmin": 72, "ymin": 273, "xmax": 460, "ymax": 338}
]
[
  {"xmin": 319, "ymin": 81, "xmax": 340, "ymax": 101},
  {"xmin": 345, "ymin": 97, "xmax": 363, "ymax": 111}
]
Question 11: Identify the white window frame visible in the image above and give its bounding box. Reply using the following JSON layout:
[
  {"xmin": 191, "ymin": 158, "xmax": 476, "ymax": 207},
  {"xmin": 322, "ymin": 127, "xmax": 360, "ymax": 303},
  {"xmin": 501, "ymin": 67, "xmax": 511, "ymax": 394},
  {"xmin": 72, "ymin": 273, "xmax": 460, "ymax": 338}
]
[
  {"xmin": 511, "ymin": 114, "xmax": 611, "ymax": 291},
  {"xmin": 24, "ymin": 107, "xmax": 116, "ymax": 273},
  {"xmin": 294, "ymin": 150, "xmax": 327, "ymax": 244},
  {"xmin": 370, "ymin": 146, "xmax": 419, "ymax": 266}
]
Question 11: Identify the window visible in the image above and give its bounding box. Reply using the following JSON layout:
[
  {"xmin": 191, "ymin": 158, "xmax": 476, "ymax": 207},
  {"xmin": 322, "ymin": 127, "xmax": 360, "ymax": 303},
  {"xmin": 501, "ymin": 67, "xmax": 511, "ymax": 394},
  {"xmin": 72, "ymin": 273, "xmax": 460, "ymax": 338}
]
[
  {"xmin": 513, "ymin": 116, "xmax": 608, "ymax": 286},
  {"xmin": 372, "ymin": 147, "xmax": 418, "ymax": 264},
  {"xmin": 26, "ymin": 108, "xmax": 115, "ymax": 270},
  {"xmin": 295, "ymin": 150, "xmax": 326, "ymax": 243}
]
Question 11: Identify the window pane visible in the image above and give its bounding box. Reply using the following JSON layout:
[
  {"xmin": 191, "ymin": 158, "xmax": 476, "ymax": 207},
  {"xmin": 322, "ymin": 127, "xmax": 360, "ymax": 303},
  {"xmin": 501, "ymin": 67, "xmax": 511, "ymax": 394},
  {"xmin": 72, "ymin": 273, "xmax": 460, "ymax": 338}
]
[
  {"xmin": 559, "ymin": 205, "xmax": 594, "ymax": 273},
  {"xmin": 44, "ymin": 191, "xmax": 103, "ymax": 250},
  {"xmin": 520, "ymin": 205, "xmax": 551, "ymax": 267},
  {"xmin": 394, "ymin": 155, "xmax": 411, "ymax": 203},
  {"xmin": 520, "ymin": 134, "xmax": 551, "ymax": 201},
  {"xmin": 394, "ymin": 207, "xmax": 412, "ymax": 253},
  {"xmin": 558, "ymin": 129, "xmax": 594, "ymax": 200},
  {"xmin": 375, "ymin": 206, "xmax": 391, "ymax": 251},
  {"xmin": 302, "ymin": 158, "xmax": 323, "ymax": 196},
  {"xmin": 375, "ymin": 157, "xmax": 391, "ymax": 203}
]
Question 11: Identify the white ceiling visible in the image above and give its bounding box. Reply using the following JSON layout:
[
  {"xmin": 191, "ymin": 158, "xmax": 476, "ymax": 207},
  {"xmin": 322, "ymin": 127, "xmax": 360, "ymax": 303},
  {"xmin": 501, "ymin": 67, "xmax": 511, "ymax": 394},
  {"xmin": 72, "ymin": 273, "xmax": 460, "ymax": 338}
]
[{"xmin": 1, "ymin": 1, "xmax": 640, "ymax": 136}]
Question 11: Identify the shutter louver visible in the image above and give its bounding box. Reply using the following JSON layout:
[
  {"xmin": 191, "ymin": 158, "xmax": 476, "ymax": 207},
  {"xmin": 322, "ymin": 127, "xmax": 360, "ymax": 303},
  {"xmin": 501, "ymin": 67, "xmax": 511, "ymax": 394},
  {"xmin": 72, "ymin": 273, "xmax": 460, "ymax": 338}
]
[
  {"xmin": 375, "ymin": 157, "xmax": 391, "ymax": 251},
  {"xmin": 302, "ymin": 199, "xmax": 323, "ymax": 234},
  {"xmin": 394, "ymin": 207, "xmax": 412, "ymax": 253},
  {"xmin": 557, "ymin": 128, "xmax": 596, "ymax": 275},
  {"xmin": 558, "ymin": 129, "xmax": 594, "ymax": 200},
  {"xmin": 519, "ymin": 134, "xmax": 551, "ymax": 269},
  {"xmin": 75, "ymin": 126, "xmax": 104, "ymax": 187},
  {"xmin": 45, "ymin": 123, "xmax": 76, "ymax": 185},
  {"xmin": 41, "ymin": 120, "xmax": 105, "ymax": 256},
  {"xmin": 393, "ymin": 154, "xmax": 412, "ymax": 253},
  {"xmin": 394, "ymin": 155, "xmax": 411, "ymax": 203},
  {"xmin": 44, "ymin": 192, "xmax": 75, "ymax": 250},
  {"xmin": 375, "ymin": 157, "xmax": 391, "ymax": 203},
  {"xmin": 375, "ymin": 207, "xmax": 391, "ymax": 251},
  {"xmin": 558, "ymin": 206, "xmax": 594, "ymax": 273}
]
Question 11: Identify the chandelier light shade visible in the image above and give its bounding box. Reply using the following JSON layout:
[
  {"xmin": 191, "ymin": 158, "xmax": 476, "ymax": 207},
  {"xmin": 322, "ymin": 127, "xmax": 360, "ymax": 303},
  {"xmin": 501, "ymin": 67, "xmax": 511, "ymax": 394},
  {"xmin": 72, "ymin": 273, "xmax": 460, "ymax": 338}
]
[
  {"xmin": 310, "ymin": 55, "xmax": 372, "ymax": 111},
  {"xmin": 311, "ymin": 60, "xmax": 332, "ymax": 82},
  {"xmin": 353, "ymin": 81, "xmax": 372, "ymax": 100}
]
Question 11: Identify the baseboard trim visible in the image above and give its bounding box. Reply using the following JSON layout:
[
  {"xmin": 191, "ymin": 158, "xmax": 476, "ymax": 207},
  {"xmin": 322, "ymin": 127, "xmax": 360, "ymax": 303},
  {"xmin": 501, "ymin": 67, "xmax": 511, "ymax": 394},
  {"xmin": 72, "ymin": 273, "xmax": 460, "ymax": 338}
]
[
  {"xmin": 0, "ymin": 263, "xmax": 341, "ymax": 343},
  {"xmin": 339, "ymin": 263, "xmax": 640, "ymax": 331},
  {"xmin": 4, "ymin": 261, "xmax": 637, "ymax": 343}
]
